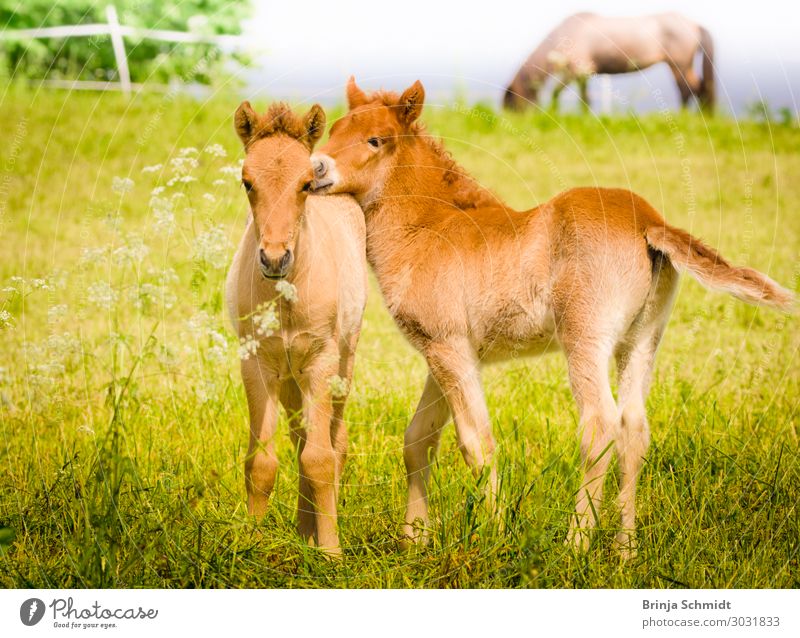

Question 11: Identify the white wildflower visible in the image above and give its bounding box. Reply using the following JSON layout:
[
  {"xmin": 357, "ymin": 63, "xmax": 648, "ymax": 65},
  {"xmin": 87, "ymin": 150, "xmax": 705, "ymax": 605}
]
[
  {"xmin": 31, "ymin": 278, "xmax": 50, "ymax": 290},
  {"xmin": 178, "ymin": 175, "xmax": 197, "ymax": 184},
  {"xmin": 47, "ymin": 304, "xmax": 68, "ymax": 324},
  {"xmin": 252, "ymin": 301, "xmax": 278, "ymax": 337},
  {"xmin": 212, "ymin": 179, "xmax": 226, "ymax": 187},
  {"xmin": 275, "ymin": 280, "xmax": 298, "ymax": 303},
  {"xmin": 141, "ymin": 163, "xmax": 163, "ymax": 173},
  {"xmin": 204, "ymin": 143, "xmax": 227, "ymax": 158},
  {"xmin": 195, "ymin": 380, "xmax": 216, "ymax": 404},
  {"xmin": 192, "ymin": 225, "xmax": 230, "ymax": 269},
  {"xmin": 49, "ymin": 269, "xmax": 69, "ymax": 290},
  {"xmin": 219, "ymin": 165, "xmax": 242, "ymax": 177},
  {"xmin": 153, "ymin": 207, "xmax": 175, "ymax": 232},
  {"xmin": 0, "ymin": 309, "xmax": 13, "ymax": 329},
  {"xmin": 113, "ymin": 235, "xmax": 150, "ymax": 263},
  {"xmin": 178, "ymin": 146, "xmax": 199, "ymax": 156},
  {"xmin": 170, "ymin": 155, "xmax": 199, "ymax": 176},
  {"xmin": 187, "ymin": 310, "xmax": 212, "ymax": 337},
  {"xmin": 130, "ymin": 283, "xmax": 175, "ymax": 311},
  {"xmin": 87, "ymin": 281, "xmax": 118, "ymax": 310},
  {"xmin": 156, "ymin": 267, "xmax": 179, "ymax": 286},
  {"xmin": 238, "ymin": 334, "xmax": 259, "ymax": 360},
  {"xmin": 328, "ymin": 375, "xmax": 350, "ymax": 399},
  {"xmin": 206, "ymin": 330, "xmax": 229, "ymax": 364},
  {"xmin": 150, "ymin": 196, "xmax": 175, "ymax": 232},
  {"xmin": 112, "ymin": 176, "xmax": 135, "ymax": 194},
  {"xmin": 202, "ymin": 192, "xmax": 216, "ymax": 205},
  {"xmin": 80, "ymin": 246, "xmax": 107, "ymax": 266},
  {"xmin": 151, "ymin": 186, "xmax": 166, "ymax": 196}
]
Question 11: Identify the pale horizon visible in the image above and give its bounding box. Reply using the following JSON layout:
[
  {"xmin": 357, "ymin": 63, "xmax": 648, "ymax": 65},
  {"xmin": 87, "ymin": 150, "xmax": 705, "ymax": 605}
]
[{"xmin": 240, "ymin": 0, "xmax": 800, "ymax": 114}]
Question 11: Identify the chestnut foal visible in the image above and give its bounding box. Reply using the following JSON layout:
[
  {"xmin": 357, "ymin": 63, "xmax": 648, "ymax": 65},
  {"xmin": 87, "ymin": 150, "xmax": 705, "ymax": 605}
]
[
  {"xmin": 226, "ymin": 102, "xmax": 367, "ymax": 554},
  {"xmin": 310, "ymin": 78, "xmax": 793, "ymax": 556}
]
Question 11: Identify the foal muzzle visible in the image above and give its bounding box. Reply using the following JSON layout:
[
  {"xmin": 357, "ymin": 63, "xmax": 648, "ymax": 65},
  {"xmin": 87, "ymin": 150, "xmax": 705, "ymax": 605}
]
[{"xmin": 259, "ymin": 248, "xmax": 293, "ymax": 280}]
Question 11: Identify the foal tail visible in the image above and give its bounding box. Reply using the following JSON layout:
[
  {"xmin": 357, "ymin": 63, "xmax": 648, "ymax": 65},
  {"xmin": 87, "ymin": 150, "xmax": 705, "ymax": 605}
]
[
  {"xmin": 698, "ymin": 25, "xmax": 715, "ymax": 111},
  {"xmin": 645, "ymin": 223, "xmax": 794, "ymax": 311}
]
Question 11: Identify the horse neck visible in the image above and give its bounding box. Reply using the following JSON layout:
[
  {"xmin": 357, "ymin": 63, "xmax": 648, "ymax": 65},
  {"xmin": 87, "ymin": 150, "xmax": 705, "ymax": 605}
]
[
  {"xmin": 513, "ymin": 48, "xmax": 549, "ymax": 90},
  {"xmin": 361, "ymin": 136, "xmax": 504, "ymax": 274}
]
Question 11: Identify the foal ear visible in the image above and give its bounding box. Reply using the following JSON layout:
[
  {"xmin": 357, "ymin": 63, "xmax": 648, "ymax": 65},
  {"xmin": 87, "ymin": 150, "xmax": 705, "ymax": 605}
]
[
  {"xmin": 234, "ymin": 101, "xmax": 259, "ymax": 145},
  {"xmin": 303, "ymin": 104, "xmax": 326, "ymax": 150},
  {"xmin": 398, "ymin": 80, "xmax": 425, "ymax": 125},
  {"xmin": 346, "ymin": 76, "xmax": 368, "ymax": 110}
]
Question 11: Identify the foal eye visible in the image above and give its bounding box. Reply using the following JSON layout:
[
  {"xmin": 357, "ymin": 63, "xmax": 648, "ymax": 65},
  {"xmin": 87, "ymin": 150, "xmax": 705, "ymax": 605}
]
[
  {"xmin": 301, "ymin": 181, "xmax": 312, "ymax": 192},
  {"xmin": 242, "ymin": 179, "xmax": 253, "ymax": 191},
  {"xmin": 367, "ymin": 137, "xmax": 381, "ymax": 148}
]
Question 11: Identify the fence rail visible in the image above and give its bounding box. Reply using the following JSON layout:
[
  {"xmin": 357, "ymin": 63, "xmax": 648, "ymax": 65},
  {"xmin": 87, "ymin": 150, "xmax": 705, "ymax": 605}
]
[{"xmin": 0, "ymin": 5, "xmax": 247, "ymax": 95}]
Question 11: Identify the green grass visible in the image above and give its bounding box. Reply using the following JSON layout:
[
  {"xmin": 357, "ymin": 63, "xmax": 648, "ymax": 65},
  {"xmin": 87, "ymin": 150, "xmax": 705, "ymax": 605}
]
[{"xmin": 0, "ymin": 85, "xmax": 798, "ymax": 588}]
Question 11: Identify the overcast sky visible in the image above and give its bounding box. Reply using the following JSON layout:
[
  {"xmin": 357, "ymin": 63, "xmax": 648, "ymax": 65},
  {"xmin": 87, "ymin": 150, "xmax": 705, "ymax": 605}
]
[{"xmin": 240, "ymin": 0, "xmax": 800, "ymax": 114}]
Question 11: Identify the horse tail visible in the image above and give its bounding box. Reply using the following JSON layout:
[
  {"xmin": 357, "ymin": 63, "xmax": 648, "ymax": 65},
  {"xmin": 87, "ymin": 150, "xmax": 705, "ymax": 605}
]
[
  {"xmin": 644, "ymin": 222, "xmax": 794, "ymax": 310},
  {"xmin": 698, "ymin": 25, "xmax": 715, "ymax": 111}
]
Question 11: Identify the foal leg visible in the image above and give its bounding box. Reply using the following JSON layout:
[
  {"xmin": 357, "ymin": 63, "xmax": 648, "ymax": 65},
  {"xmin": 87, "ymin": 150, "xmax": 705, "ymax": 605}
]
[
  {"xmin": 614, "ymin": 330, "xmax": 661, "ymax": 559},
  {"xmin": 300, "ymin": 345, "xmax": 341, "ymax": 554},
  {"xmin": 331, "ymin": 339, "xmax": 358, "ymax": 503},
  {"xmin": 426, "ymin": 339, "xmax": 498, "ymax": 507},
  {"xmin": 401, "ymin": 373, "xmax": 451, "ymax": 544},
  {"xmin": 282, "ymin": 379, "xmax": 316, "ymax": 544},
  {"xmin": 614, "ymin": 272, "xmax": 676, "ymax": 557},
  {"xmin": 562, "ymin": 339, "xmax": 619, "ymax": 552},
  {"xmin": 241, "ymin": 357, "xmax": 280, "ymax": 517}
]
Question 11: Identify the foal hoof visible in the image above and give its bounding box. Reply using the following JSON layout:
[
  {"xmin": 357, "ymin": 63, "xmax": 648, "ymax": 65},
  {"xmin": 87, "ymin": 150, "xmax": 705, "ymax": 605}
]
[
  {"xmin": 318, "ymin": 545, "xmax": 343, "ymax": 560},
  {"xmin": 565, "ymin": 527, "xmax": 591, "ymax": 553},
  {"xmin": 399, "ymin": 521, "xmax": 429, "ymax": 551},
  {"xmin": 615, "ymin": 532, "xmax": 638, "ymax": 560}
]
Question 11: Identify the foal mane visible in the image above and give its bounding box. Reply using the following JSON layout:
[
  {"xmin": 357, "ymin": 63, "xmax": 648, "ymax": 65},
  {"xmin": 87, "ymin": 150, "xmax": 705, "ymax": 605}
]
[
  {"xmin": 366, "ymin": 91, "xmax": 508, "ymax": 212},
  {"xmin": 246, "ymin": 102, "xmax": 311, "ymax": 147}
]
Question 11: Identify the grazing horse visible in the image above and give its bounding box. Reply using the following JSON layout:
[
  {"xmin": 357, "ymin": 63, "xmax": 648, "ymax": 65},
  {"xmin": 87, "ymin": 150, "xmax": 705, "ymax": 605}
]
[
  {"xmin": 310, "ymin": 78, "xmax": 792, "ymax": 556},
  {"xmin": 226, "ymin": 101, "xmax": 367, "ymax": 554},
  {"xmin": 504, "ymin": 12, "xmax": 715, "ymax": 112}
]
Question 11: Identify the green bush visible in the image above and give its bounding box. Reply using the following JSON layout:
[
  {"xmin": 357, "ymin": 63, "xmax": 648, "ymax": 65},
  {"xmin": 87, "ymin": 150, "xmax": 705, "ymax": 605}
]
[{"xmin": 0, "ymin": 0, "xmax": 252, "ymax": 84}]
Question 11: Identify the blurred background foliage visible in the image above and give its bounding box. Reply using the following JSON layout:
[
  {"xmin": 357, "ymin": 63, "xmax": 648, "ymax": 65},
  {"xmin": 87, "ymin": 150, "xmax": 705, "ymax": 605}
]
[{"xmin": 0, "ymin": 0, "xmax": 252, "ymax": 84}]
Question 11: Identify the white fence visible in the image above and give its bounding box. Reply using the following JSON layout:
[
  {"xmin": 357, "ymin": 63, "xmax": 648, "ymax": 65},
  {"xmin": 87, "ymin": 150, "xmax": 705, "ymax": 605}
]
[{"xmin": 0, "ymin": 5, "xmax": 246, "ymax": 95}]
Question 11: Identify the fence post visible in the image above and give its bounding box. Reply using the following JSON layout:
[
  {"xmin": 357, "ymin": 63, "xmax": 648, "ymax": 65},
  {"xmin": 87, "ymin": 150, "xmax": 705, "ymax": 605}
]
[{"xmin": 106, "ymin": 5, "xmax": 131, "ymax": 96}]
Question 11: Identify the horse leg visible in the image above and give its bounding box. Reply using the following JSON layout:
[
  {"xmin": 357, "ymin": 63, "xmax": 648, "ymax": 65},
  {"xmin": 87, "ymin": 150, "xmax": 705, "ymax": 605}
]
[
  {"xmin": 614, "ymin": 327, "xmax": 664, "ymax": 559},
  {"xmin": 550, "ymin": 80, "xmax": 567, "ymax": 111},
  {"xmin": 401, "ymin": 373, "xmax": 451, "ymax": 544},
  {"xmin": 241, "ymin": 357, "xmax": 280, "ymax": 517},
  {"xmin": 559, "ymin": 327, "xmax": 618, "ymax": 552},
  {"xmin": 282, "ymin": 379, "xmax": 316, "ymax": 544},
  {"xmin": 577, "ymin": 75, "xmax": 590, "ymax": 112},
  {"xmin": 614, "ymin": 267, "xmax": 677, "ymax": 558},
  {"xmin": 425, "ymin": 338, "xmax": 497, "ymax": 508},
  {"xmin": 300, "ymin": 341, "xmax": 342, "ymax": 554},
  {"xmin": 331, "ymin": 337, "xmax": 359, "ymax": 503},
  {"xmin": 669, "ymin": 64, "xmax": 694, "ymax": 108}
]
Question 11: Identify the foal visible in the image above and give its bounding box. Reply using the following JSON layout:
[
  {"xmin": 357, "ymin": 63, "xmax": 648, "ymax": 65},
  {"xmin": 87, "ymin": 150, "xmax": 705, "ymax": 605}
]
[
  {"xmin": 226, "ymin": 101, "xmax": 367, "ymax": 553},
  {"xmin": 310, "ymin": 78, "xmax": 793, "ymax": 555}
]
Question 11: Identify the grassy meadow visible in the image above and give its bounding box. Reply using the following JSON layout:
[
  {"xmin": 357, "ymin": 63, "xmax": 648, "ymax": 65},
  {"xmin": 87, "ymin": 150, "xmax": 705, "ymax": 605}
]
[{"xmin": 0, "ymin": 84, "xmax": 798, "ymax": 588}]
